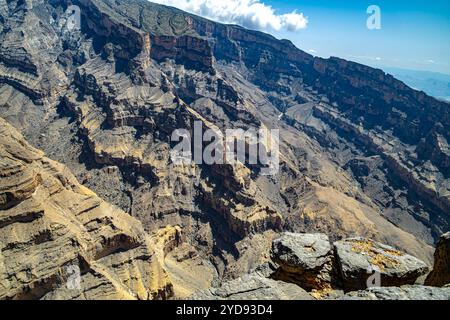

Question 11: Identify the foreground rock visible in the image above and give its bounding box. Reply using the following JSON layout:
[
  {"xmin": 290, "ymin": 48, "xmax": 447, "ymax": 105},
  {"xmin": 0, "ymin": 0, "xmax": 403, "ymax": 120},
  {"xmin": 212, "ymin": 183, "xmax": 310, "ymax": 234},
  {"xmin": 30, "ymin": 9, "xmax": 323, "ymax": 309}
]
[
  {"xmin": 271, "ymin": 233, "xmax": 334, "ymax": 290},
  {"xmin": 190, "ymin": 274, "xmax": 313, "ymax": 300},
  {"xmin": 334, "ymin": 238, "xmax": 429, "ymax": 291},
  {"xmin": 0, "ymin": 118, "xmax": 172, "ymax": 300},
  {"xmin": 425, "ymin": 232, "xmax": 450, "ymax": 287},
  {"xmin": 190, "ymin": 232, "xmax": 446, "ymax": 300},
  {"xmin": 0, "ymin": 0, "xmax": 443, "ymax": 291},
  {"xmin": 0, "ymin": 0, "xmax": 447, "ymax": 300},
  {"xmin": 342, "ymin": 285, "xmax": 450, "ymax": 300}
]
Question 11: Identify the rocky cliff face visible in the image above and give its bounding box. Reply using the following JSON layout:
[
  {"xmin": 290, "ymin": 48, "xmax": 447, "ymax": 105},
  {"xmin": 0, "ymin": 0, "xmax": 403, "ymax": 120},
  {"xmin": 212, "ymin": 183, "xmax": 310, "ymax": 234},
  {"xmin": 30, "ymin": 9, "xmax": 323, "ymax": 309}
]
[
  {"xmin": 0, "ymin": 0, "xmax": 449, "ymax": 299},
  {"xmin": 425, "ymin": 232, "xmax": 450, "ymax": 287},
  {"xmin": 191, "ymin": 232, "xmax": 450, "ymax": 300},
  {"xmin": 0, "ymin": 117, "xmax": 172, "ymax": 299}
]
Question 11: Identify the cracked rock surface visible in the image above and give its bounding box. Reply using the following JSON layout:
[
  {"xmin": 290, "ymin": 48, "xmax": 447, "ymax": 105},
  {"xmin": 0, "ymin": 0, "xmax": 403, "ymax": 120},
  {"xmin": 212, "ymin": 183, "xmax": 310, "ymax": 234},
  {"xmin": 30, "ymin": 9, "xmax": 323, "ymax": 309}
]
[
  {"xmin": 0, "ymin": 117, "xmax": 172, "ymax": 300},
  {"xmin": 0, "ymin": 0, "xmax": 449, "ymax": 299},
  {"xmin": 334, "ymin": 238, "xmax": 429, "ymax": 291},
  {"xmin": 190, "ymin": 274, "xmax": 313, "ymax": 300}
]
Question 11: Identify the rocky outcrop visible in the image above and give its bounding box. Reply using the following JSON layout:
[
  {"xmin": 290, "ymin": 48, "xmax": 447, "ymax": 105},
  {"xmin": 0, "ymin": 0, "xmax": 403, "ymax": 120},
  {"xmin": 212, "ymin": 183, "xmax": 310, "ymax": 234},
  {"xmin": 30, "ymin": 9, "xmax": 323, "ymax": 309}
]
[
  {"xmin": 190, "ymin": 274, "xmax": 313, "ymax": 300},
  {"xmin": 270, "ymin": 233, "xmax": 334, "ymax": 290},
  {"xmin": 81, "ymin": 0, "xmax": 214, "ymax": 72},
  {"xmin": 425, "ymin": 232, "xmax": 450, "ymax": 287},
  {"xmin": 199, "ymin": 168, "xmax": 283, "ymax": 239},
  {"xmin": 0, "ymin": 0, "xmax": 448, "ymax": 300},
  {"xmin": 0, "ymin": 117, "xmax": 172, "ymax": 300},
  {"xmin": 334, "ymin": 238, "xmax": 429, "ymax": 291},
  {"xmin": 311, "ymin": 104, "xmax": 450, "ymax": 226},
  {"xmin": 191, "ymin": 14, "xmax": 449, "ymax": 145},
  {"xmin": 416, "ymin": 125, "xmax": 450, "ymax": 176},
  {"xmin": 151, "ymin": 35, "xmax": 214, "ymax": 72},
  {"xmin": 269, "ymin": 233, "xmax": 429, "ymax": 293},
  {"xmin": 342, "ymin": 285, "xmax": 450, "ymax": 300},
  {"xmin": 191, "ymin": 232, "xmax": 446, "ymax": 300}
]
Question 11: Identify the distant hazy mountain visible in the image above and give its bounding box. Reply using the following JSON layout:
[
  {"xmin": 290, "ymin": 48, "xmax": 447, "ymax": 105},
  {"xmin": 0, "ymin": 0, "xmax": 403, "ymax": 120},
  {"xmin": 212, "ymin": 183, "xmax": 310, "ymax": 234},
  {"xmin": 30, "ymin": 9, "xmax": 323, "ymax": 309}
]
[{"xmin": 383, "ymin": 67, "xmax": 450, "ymax": 102}]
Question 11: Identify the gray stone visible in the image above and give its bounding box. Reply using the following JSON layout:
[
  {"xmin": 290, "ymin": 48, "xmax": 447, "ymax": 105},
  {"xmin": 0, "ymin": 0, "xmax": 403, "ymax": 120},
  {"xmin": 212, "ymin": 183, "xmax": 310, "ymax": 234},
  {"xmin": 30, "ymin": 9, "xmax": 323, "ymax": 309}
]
[
  {"xmin": 341, "ymin": 285, "xmax": 450, "ymax": 300},
  {"xmin": 271, "ymin": 233, "xmax": 334, "ymax": 290},
  {"xmin": 190, "ymin": 274, "xmax": 314, "ymax": 300},
  {"xmin": 425, "ymin": 232, "xmax": 450, "ymax": 287},
  {"xmin": 334, "ymin": 238, "xmax": 429, "ymax": 291}
]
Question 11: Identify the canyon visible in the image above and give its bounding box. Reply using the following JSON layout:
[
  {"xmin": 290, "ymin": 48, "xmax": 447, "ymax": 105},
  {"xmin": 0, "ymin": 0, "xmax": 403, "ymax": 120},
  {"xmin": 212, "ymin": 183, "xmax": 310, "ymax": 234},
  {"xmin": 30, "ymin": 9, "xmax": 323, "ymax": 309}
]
[{"xmin": 0, "ymin": 0, "xmax": 449, "ymax": 300}]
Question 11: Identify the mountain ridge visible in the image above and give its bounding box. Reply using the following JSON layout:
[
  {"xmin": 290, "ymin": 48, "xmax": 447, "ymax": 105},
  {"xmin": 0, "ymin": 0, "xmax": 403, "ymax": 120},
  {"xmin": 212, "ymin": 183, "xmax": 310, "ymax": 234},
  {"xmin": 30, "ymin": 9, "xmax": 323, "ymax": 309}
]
[{"xmin": 0, "ymin": 0, "xmax": 449, "ymax": 299}]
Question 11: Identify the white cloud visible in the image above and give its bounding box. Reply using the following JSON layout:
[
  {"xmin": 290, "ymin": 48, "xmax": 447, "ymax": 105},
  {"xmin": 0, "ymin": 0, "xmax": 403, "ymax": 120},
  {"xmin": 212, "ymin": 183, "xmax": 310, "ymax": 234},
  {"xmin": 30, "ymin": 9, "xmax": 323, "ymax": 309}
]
[
  {"xmin": 151, "ymin": 0, "xmax": 308, "ymax": 32},
  {"xmin": 308, "ymin": 49, "xmax": 317, "ymax": 54}
]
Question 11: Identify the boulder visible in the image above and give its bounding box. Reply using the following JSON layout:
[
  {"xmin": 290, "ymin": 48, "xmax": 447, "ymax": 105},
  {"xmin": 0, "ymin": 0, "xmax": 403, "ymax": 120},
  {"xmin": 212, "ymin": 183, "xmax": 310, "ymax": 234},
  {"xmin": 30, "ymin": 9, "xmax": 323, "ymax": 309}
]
[
  {"xmin": 334, "ymin": 238, "xmax": 428, "ymax": 291},
  {"xmin": 425, "ymin": 232, "xmax": 450, "ymax": 287},
  {"xmin": 190, "ymin": 274, "xmax": 313, "ymax": 300},
  {"xmin": 271, "ymin": 233, "xmax": 334, "ymax": 290},
  {"xmin": 341, "ymin": 285, "xmax": 450, "ymax": 300}
]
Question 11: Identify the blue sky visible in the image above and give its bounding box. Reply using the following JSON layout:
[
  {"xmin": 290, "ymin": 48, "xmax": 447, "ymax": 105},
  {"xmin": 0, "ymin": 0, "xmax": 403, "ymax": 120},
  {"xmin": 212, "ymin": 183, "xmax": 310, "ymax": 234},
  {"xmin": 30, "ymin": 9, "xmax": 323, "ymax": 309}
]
[
  {"xmin": 153, "ymin": 0, "xmax": 450, "ymax": 74},
  {"xmin": 267, "ymin": 0, "xmax": 450, "ymax": 74}
]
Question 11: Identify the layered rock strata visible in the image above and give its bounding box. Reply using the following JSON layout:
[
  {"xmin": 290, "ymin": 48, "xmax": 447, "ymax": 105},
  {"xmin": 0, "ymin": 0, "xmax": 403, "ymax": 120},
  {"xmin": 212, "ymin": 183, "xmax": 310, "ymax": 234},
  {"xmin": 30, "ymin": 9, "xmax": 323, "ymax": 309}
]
[{"xmin": 0, "ymin": 117, "xmax": 172, "ymax": 300}]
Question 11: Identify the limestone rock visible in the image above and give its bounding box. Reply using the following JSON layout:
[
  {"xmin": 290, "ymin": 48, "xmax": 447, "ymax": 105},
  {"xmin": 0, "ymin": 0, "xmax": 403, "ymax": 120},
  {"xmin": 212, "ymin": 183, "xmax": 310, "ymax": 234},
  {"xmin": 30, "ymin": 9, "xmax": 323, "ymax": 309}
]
[
  {"xmin": 425, "ymin": 232, "xmax": 450, "ymax": 287},
  {"xmin": 190, "ymin": 274, "xmax": 313, "ymax": 300},
  {"xmin": 342, "ymin": 285, "xmax": 450, "ymax": 300},
  {"xmin": 334, "ymin": 238, "xmax": 429, "ymax": 291},
  {"xmin": 0, "ymin": 0, "xmax": 448, "ymax": 298},
  {"xmin": 0, "ymin": 118, "xmax": 172, "ymax": 300},
  {"xmin": 271, "ymin": 233, "xmax": 334, "ymax": 290}
]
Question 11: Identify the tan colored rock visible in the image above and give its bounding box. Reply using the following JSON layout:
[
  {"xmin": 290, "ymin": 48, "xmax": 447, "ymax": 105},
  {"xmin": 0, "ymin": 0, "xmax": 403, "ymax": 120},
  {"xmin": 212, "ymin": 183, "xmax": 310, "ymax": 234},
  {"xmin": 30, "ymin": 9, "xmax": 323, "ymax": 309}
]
[
  {"xmin": 425, "ymin": 232, "xmax": 450, "ymax": 287},
  {"xmin": 190, "ymin": 274, "xmax": 314, "ymax": 300},
  {"xmin": 342, "ymin": 285, "xmax": 450, "ymax": 300},
  {"xmin": 0, "ymin": 0, "xmax": 444, "ymax": 294},
  {"xmin": 0, "ymin": 118, "xmax": 172, "ymax": 300},
  {"xmin": 334, "ymin": 238, "xmax": 429, "ymax": 291},
  {"xmin": 271, "ymin": 233, "xmax": 334, "ymax": 291},
  {"xmin": 148, "ymin": 225, "xmax": 217, "ymax": 299}
]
